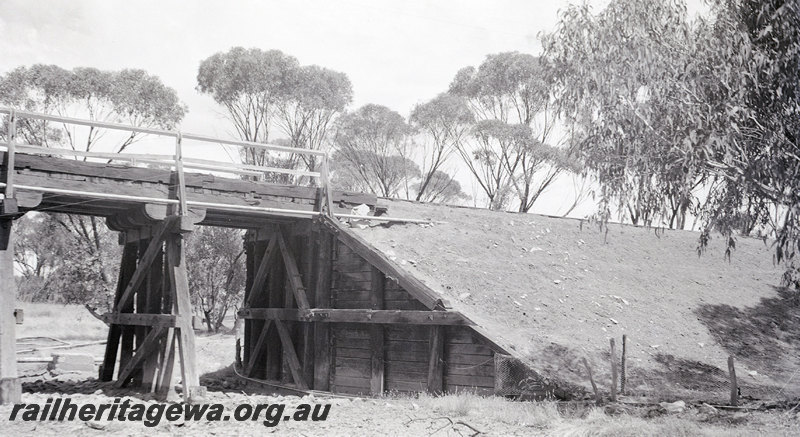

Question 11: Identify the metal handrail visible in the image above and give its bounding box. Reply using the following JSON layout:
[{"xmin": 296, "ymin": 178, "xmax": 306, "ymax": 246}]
[
  {"xmin": 0, "ymin": 107, "xmax": 434, "ymax": 223},
  {"xmin": 0, "ymin": 107, "xmax": 326, "ymax": 157}
]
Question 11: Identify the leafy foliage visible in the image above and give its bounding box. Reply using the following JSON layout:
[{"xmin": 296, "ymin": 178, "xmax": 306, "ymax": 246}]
[
  {"xmin": 409, "ymin": 93, "xmax": 473, "ymax": 201},
  {"xmin": 0, "ymin": 64, "xmax": 185, "ymax": 151},
  {"xmin": 544, "ymin": 0, "xmax": 800, "ymax": 287},
  {"xmin": 197, "ymin": 47, "xmax": 300, "ymax": 165},
  {"xmin": 186, "ymin": 226, "xmax": 246, "ymax": 332},
  {"xmin": 197, "ymin": 47, "xmax": 352, "ymax": 175},
  {"xmin": 1, "ymin": 64, "xmax": 185, "ymax": 308},
  {"xmin": 14, "ymin": 214, "xmax": 119, "ymax": 308},
  {"xmin": 332, "ymin": 104, "xmax": 420, "ymax": 197},
  {"xmin": 449, "ymin": 52, "xmax": 571, "ymax": 211}
]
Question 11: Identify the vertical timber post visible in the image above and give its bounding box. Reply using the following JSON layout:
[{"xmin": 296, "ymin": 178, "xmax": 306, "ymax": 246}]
[
  {"xmin": 0, "ymin": 111, "xmax": 20, "ymax": 404},
  {"xmin": 728, "ymin": 355, "xmax": 738, "ymax": 407},
  {"xmin": 610, "ymin": 338, "xmax": 618, "ymax": 402},
  {"xmin": 369, "ymin": 266, "xmax": 385, "ymax": 395},
  {"xmin": 165, "ymin": 132, "xmax": 202, "ymax": 402},
  {"xmin": 427, "ymin": 326, "xmax": 445, "ymax": 394},
  {"xmin": 313, "ymin": 226, "xmax": 332, "ymax": 391},
  {"xmin": 0, "ymin": 219, "xmax": 21, "ymax": 404},
  {"xmin": 620, "ymin": 334, "xmax": 627, "ymax": 396}
]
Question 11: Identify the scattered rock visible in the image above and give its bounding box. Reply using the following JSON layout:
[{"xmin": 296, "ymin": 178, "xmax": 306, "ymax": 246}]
[
  {"xmin": 86, "ymin": 421, "xmax": 107, "ymax": 430},
  {"xmin": 553, "ymin": 279, "xmax": 562, "ymax": 285},
  {"xmin": 659, "ymin": 400, "xmax": 685, "ymax": 414},
  {"xmin": 49, "ymin": 353, "xmax": 95, "ymax": 374},
  {"xmin": 698, "ymin": 403, "xmax": 718, "ymax": 415}
]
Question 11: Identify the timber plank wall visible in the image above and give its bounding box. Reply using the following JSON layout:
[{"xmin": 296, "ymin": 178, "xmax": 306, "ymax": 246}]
[
  {"xmin": 329, "ymin": 243, "xmax": 496, "ymax": 395},
  {"xmin": 241, "ymin": 218, "xmax": 527, "ymax": 397}
]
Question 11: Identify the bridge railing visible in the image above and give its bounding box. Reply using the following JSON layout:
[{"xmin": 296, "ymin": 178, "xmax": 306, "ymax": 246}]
[{"xmin": 0, "ymin": 107, "xmax": 431, "ymax": 223}]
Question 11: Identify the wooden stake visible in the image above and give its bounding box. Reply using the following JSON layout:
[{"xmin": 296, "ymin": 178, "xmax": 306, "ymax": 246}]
[
  {"xmin": 610, "ymin": 338, "xmax": 618, "ymax": 402},
  {"xmin": 582, "ymin": 357, "xmax": 600, "ymax": 405},
  {"xmin": 620, "ymin": 334, "xmax": 627, "ymax": 395},
  {"xmin": 728, "ymin": 356, "xmax": 738, "ymax": 407}
]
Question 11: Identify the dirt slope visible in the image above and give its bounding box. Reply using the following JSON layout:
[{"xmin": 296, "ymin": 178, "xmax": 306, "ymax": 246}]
[{"xmin": 353, "ymin": 199, "xmax": 800, "ymax": 400}]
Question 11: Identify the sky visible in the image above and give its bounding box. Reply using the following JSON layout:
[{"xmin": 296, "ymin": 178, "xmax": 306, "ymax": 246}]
[{"xmin": 0, "ymin": 0, "xmax": 653, "ymax": 216}]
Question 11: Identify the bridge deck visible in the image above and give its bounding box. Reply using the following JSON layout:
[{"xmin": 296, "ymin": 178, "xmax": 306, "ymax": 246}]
[{"xmin": 1, "ymin": 152, "xmax": 378, "ymax": 228}]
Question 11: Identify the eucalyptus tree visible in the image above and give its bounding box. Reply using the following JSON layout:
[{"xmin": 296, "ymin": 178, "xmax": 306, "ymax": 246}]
[
  {"xmin": 332, "ymin": 104, "xmax": 419, "ymax": 198},
  {"xmin": 449, "ymin": 52, "xmax": 567, "ymax": 212},
  {"xmin": 0, "ymin": 64, "xmax": 185, "ymax": 307},
  {"xmin": 409, "ymin": 93, "xmax": 473, "ymax": 202},
  {"xmin": 197, "ymin": 47, "xmax": 299, "ymax": 165},
  {"xmin": 275, "ymin": 65, "xmax": 352, "ymax": 174},
  {"xmin": 544, "ymin": 0, "xmax": 800, "ymax": 286}
]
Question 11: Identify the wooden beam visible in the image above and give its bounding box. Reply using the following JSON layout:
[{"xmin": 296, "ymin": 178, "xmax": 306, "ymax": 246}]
[
  {"xmin": 100, "ymin": 242, "xmax": 138, "ymax": 382},
  {"xmin": 239, "ymin": 308, "xmax": 473, "ymax": 325},
  {"xmin": 274, "ymin": 319, "xmax": 308, "ymax": 389},
  {"xmin": 115, "ymin": 217, "xmax": 177, "ymax": 312},
  {"xmin": 370, "ymin": 267, "xmax": 385, "ymax": 395},
  {"xmin": 245, "ymin": 234, "xmax": 278, "ymax": 308},
  {"xmin": 265, "ymin": 247, "xmax": 285, "ymax": 380},
  {"xmin": 246, "ymin": 320, "xmax": 273, "ymax": 377},
  {"xmin": 101, "ymin": 313, "xmax": 180, "ymax": 327},
  {"xmin": 0, "ymin": 152, "xmax": 377, "ymax": 220},
  {"xmin": 0, "ymin": 219, "xmax": 20, "ymax": 404},
  {"xmin": 156, "ymin": 329, "xmax": 177, "ymax": 397},
  {"xmin": 276, "ymin": 230, "xmax": 310, "ymax": 309},
  {"xmin": 300, "ymin": 231, "xmax": 315, "ymax": 388},
  {"xmin": 427, "ymin": 326, "xmax": 445, "ymax": 394},
  {"xmin": 143, "ymin": 239, "xmax": 165, "ymax": 392},
  {"xmin": 313, "ymin": 229, "xmax": 332, "ymax": 391},
  {"xmin": 323, "ymin": 216, "xmax": 448, "ymax": 310},
  {"xmin": 115, "ymin": 327, "xmax": 166, "ymax": 388},
  {"xmin": 166, "ymin": 233, "xmax": 200, "ymax": 401}
]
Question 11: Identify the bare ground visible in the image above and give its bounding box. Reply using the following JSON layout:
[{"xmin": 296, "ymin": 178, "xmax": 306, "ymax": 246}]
[{"xmin": 4, "ymin": 310, "xmax": 799, "ymax": 436}]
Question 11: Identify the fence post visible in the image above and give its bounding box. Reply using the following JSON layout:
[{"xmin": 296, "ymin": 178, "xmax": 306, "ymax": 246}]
[
  {"xmin": 728, "ymin": 355, "xmax": 738, "ymax": 406},
  {"xmin": 610, "ymin": 338, "xmax": 618, "ymax": 402},
  {"xmin": 582, "ymin": 357, "xmax": 600, "ymax": 405},
  {"xmin": 620, "ymin": 334, "xmax": 627, "ymax": 395}
]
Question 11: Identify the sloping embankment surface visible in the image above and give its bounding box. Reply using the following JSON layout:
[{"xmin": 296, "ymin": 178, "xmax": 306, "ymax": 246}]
[{"xmin": 353, "ymin": 199, "xmax": 800, "ymax": 400}]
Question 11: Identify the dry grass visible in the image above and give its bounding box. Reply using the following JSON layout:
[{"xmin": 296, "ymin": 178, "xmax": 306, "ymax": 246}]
[
  {"xmin": 16, "ymin": 302, "xmax": 107, "ymax": 342},
  {"xmin": 550, "ymin": 408, "xmax": 767, "ymax": 437},
  {"xmin": 416, "ymin": 393, "xmax": 563, "ymax": 428},
  {"xmin": 411, "ymin": 393, "xmax": 797, "ymax": 436}
]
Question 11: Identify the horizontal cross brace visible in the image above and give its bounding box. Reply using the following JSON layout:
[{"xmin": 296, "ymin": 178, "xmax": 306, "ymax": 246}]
[
  {"xmin": 237, "ymin": 308, "xmax": 473, "ymax": 326},
  {"xmin": 101, "ymin": 313, "xmax": 188, "ymax": 328}
]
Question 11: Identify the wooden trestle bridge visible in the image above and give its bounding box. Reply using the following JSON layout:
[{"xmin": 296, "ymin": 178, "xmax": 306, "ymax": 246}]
[{"xmin": 0, "ymin": 108, "xmax": 549, "ymax": 405}]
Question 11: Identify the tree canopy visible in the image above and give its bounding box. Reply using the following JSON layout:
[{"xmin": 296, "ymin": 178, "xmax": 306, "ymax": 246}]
[
  {"xmin": 197, "ymin": 47, "xmax": 352, "ymax": 172},
  {"xmin": 449, "ymin": 52, "xmax": 570, "ymax": 212},
  {"xmin": 0, "ymin": 64, "xmax": 185, "ymax": 151},
  {"xmin": 544, "ymin": 0, "xmax": 800, "ymax": 286},
  {"xmin": 332, "ymin": 104, "xmax": 420, "ymax": 197}
]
